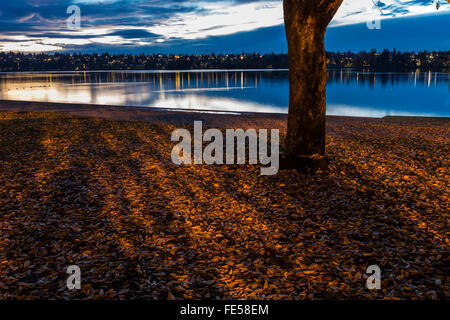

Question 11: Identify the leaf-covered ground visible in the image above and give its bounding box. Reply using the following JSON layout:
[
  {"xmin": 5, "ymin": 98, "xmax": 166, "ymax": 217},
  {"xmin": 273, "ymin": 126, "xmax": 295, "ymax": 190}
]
[{"xmin": 0, "ymin": 111, "xmax": 448, "ymax": 299}]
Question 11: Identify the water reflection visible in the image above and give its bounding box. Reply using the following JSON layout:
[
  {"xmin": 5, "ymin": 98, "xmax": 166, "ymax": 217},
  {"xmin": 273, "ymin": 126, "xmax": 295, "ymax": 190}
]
[{"xmin": 0, "ymin": 70, "xmax": 448, "ymax": 117}]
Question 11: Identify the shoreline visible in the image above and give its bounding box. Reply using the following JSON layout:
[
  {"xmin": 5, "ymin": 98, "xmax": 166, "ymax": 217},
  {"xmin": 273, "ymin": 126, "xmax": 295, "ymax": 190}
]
[{"xmin": 0, "ymin": 100, "xmax": 448, "ymax": 126}]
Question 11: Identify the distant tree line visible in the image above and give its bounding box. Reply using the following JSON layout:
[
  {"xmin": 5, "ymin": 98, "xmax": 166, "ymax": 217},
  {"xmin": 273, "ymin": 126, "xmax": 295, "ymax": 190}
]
[
  {"xmin": 0, "ymin": 50, "xmax": 448, "ymax": 72},
  {"xmin": 327, "ymin": 49, "xmax": 449, "ymax": 72}
]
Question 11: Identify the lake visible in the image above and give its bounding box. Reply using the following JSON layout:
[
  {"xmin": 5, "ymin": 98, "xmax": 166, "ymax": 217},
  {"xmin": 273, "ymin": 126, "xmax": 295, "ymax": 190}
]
[{"xmin": 0, "ymin": 70, "xmax": 448, "ymax": 117}]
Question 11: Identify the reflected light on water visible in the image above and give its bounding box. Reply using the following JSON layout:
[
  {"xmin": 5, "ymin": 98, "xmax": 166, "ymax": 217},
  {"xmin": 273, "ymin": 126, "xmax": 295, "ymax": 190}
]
[
  {"xmin": 0, "ymin": 70, "xmax": 448, "ymax": 117},
  {"xmin": 151, "ymin": 95, "xmax": 283, "ymax": 114}
]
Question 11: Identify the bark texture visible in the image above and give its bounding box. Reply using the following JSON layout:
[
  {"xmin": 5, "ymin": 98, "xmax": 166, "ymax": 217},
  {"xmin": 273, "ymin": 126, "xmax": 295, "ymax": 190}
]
[{"xmin": 283, "ymin": 0, "xmax": 343, "ymax": 157}]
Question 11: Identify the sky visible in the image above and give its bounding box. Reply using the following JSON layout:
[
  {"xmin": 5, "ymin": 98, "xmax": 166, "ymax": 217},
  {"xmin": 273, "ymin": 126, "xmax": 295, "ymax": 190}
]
[{"xmin": 0, "ymin": 0, "xmax": 448, "ymax": 53}]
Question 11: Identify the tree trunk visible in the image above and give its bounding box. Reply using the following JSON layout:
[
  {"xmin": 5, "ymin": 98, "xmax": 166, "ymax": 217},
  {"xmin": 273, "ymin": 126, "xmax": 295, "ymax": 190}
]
[{"xmin": 283, "ymin": 0, "xmax": 343, "ymax": 161}]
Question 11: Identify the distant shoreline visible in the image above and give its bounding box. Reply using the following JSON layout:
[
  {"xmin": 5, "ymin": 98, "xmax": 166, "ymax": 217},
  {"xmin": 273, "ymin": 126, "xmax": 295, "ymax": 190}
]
[
  {"xmin": 1, "ymin": 50, "xmax": 449, "ymax": 73},
  {"xmin": 0, "ymin": 68, "xmax": 289, "ymax": 75},
  {"xmin": 1, "ymin": 68, "xmax": 449, "ymax": 75}
]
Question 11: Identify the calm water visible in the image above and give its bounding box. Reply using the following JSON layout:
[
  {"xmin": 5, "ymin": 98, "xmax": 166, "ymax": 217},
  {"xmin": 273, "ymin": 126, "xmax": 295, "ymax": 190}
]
[{"xmin": 0, "ymin": 70, "xmax": 448, "ymax": 117}]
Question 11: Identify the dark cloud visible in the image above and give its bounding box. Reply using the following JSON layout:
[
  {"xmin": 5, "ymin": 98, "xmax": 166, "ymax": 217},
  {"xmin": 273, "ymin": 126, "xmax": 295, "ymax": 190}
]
[
  {"xmin": 0, "ymin": 0, "xmax": 210, "ymax": 34},
  {"xmin": 53, "ymin": 10, "xmax": 450, "ymax": 54},
  {"xmin": 0, "ymin": 0, "xmax": 448, "ymax": 53},
  {"xmin": 107, "ymin": 29, "xmax": 160, "ymax": 39}
]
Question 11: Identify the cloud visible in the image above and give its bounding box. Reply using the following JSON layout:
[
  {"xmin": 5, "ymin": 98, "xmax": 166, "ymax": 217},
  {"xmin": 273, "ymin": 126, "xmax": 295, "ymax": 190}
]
[
  {"xmin": 107, "ymin": 29, "xmax": 161, "ymax": 39},
  {"xmin": 326, "ymin": 10, "xmax": 450, "ymax": 52},
  {"xmin": 330, "ymin": 0, "xmax": 450, "ymax": 26},
  {"xmin": 0, "ymin": 0, "xmax": 448, "ymax": 52}
]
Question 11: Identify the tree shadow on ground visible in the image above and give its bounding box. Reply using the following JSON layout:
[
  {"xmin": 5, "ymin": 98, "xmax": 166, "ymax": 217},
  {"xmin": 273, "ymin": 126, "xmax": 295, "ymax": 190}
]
[{"xmin": 0, "ymin": 113, "xmax": 447, "ymax": 299}]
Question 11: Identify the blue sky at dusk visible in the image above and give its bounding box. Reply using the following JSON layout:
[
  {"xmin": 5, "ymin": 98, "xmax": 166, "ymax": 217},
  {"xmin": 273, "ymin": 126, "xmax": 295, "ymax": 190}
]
[{"xmin": 0, "ymin": 0, "xmax": 448, "ymax": 53}]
